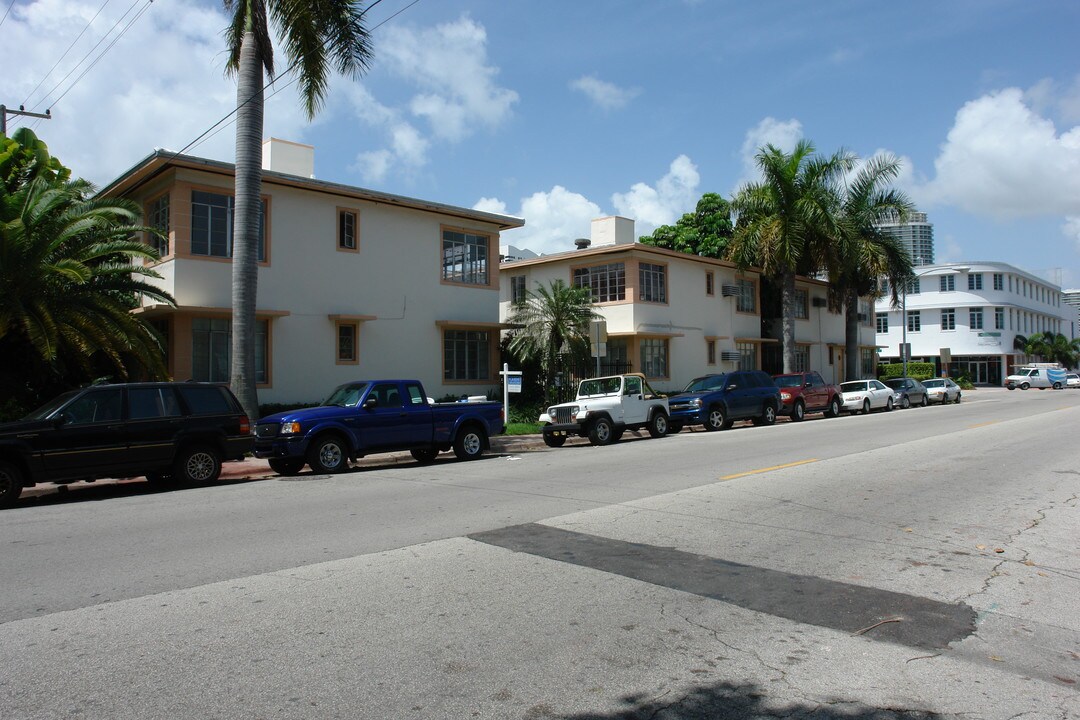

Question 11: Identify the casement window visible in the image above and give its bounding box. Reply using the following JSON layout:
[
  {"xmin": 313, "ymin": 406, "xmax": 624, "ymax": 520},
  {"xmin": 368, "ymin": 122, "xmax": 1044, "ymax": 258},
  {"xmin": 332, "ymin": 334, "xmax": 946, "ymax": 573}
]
[
  {"xmin": 907, "ymin": 310, "xmax": 921, "ymax": 332},
  {"xmin": 441, "ymin": 229, "xmax": 489, "ymax": 285},
  {"xmin": 795, "ymin": 345, "xmax": 809, "ymax": 373},
  {"xmin": 969, "ymin": 307, "xmax": 984, "ymax": 330},
  {"xmin": 573, "ymin": 263, "xmax": 626, "ymax": 303},
  {"xmin": 859, "ymin": 299, "xmax": 873, "ymax": 326},
  {"xmin": 907, "ymin": 278, "xmax": 921, "ymax": 295},
  {"xmin": 876, "ymin": 313, "xmax": 888, "ymax": 333},
  {"xmin": 337, "ymin": 322, "xmax": 358, "ymax": 363},
  {"xmin": 191, "ymin": 191, "xmax": 266, "ymax": 261},
  {"xmin": 191, "ymin": 317, "xmax": 268, "ymax": 384},
  {"xmin": 443, "ymin": 329, "xmax": 490, "ymax": 381},
  {"xmin": 794, "ymin": 289, "xmax": 809, "ymax": 320},
  {"xmin": 147, "ymin": 194, "xmax": 169, "ymax": 256},
  {"xmin": 639, "ymin": 262, "xmax": 667, "ymax": 303},
  {"xmin": 968, "ymin": 273, "xmax": 983, "ymax": 291},
  {"xmin": 737, "ymin": 341, "xmax": 757, "ymax": 371},
  {"xmin": 338, "ymin": 209, "xmax": 358, "ymax": 250},
  {"xmin": 640, "ymin": 338, "xmax": 669, "ymax": 378},
  {"xmin": 995, "ymin": 307, "xmax": 1004, "ymax": 330},
  {"xmin": 939, "ymin": 275, "xmax": 955, "ymax": 292},
  {"xmin": 706, "ymin": 339, "xmax": 716, "ymax": 365},
  {"xmin": 706, "ymin": 271, "xmax": 714, "ymax": 296},
  {"xmin": 860, "ymin": 348, "xmax": 874, "ymax": 377},
  {"xmin": 993, "ymin": 273, "xmax": 1004, "ymax": 291},
  {"xmin": 941, "ymin": 308, "xmax": 955, "ymax": 331},
  {"xmin": 510, "ymin": 275, "xmax": 527, "ymax": 304},
  {"xmin": 736, "ymin": 278, "xmax": 757, "ymax": 313}
]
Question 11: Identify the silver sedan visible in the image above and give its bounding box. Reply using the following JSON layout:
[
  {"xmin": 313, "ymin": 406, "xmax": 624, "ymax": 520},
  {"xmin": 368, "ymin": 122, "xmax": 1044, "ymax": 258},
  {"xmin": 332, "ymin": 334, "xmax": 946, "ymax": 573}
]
[{"xmin": 922, "ymin": 378, "xmax": 962, "ymax": 404}]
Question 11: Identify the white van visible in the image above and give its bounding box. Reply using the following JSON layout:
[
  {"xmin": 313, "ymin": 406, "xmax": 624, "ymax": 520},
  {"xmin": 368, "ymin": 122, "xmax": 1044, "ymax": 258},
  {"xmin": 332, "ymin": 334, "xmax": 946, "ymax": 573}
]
[{"xmin": 1005, "ymin": 364, "xmax": 1068, "ymax": 390}]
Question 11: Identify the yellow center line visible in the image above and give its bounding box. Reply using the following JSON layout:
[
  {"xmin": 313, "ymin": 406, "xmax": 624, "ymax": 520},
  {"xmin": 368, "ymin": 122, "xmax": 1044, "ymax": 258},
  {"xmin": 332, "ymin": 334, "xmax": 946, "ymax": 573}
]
[
  {"xmin": 967, "ymin": 421, "xmax": 999, "ymax": 429},
  {"xmin": 721, "ymin": 458, "xmax": 818, "ymax": 481}
]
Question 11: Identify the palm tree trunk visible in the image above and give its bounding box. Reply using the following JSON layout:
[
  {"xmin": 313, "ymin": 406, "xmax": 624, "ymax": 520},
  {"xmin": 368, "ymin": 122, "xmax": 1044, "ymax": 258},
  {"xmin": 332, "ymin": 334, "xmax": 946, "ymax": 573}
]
[
  {"xmin": 844, "ymin": 287, "xmax": 860, "ymax": 380},
  {"xmin": 231, "ymin": 30, "xmax": 264, "ymax": 423},
  {"xmin": 781, "ymin": 269, "xmax": 796, "ymax": 373}
]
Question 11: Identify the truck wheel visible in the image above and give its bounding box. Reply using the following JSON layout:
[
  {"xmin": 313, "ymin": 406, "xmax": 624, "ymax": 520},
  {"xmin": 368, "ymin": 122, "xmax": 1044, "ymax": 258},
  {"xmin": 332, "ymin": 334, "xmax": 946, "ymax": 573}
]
[
  {"xmin": 1053, "ymin": 382, "xmax": 1063, "ymax": 390},
  {"xmin": 308, "ymin": 435, "xmax": 350, "ymax": 474},
  {"xmin": 542, "ymin": 431, "xmax": 566, "ymax": 448},
  {"xmin": 610, "ymin": 427, "xmax": 625, "ymax": 442},
  {"xmin": 1020, "ymin": 382, "xmax": 1030, "ymax": 390},
  {"xmin": 453, "ymin": 426, "xmax": 486, "ymax": 460},
  {"xmin": 588, "ymin": 417, "xmax": 614, "ymax": 446},
  {"xmin": 647, "ymin": 412, "xmax": 669, "ymax": 438},
  {"xmin": 824, "ymin": 397, "xmax": 841, "ymax": 418},
  {"xmin": 0, "ymin": 461, "xmax": 24, "ymax": 509},
  {"xmin": 410, "ymin": 448, "xmax": 439, "ymax": 464},
  {"xmin": 268, "ymin": 458, "xmax": 305, "ymax": 476},
  {"xmin": 705, "ymin": 405, "xmax": 727, "ymax": 431},
  {"xmin": 752, "ymin": 403, "xmax": 777, "ymax": 426},
  {"xmin": 791, "ymin": 401, "xmax": 805, "ymax": 422},
  {"xmin": 173, "ymin": 445, "xmax": 221, "ymax": 485}
]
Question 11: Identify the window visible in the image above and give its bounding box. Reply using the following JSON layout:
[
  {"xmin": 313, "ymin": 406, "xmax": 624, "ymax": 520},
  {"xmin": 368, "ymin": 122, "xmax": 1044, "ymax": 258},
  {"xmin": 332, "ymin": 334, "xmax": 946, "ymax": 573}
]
[
  {"xmin": 876, "ymin": 313, "xmax": 888, "ymax": 333},
  {"xmin": 993, "ymin": 273, "xmax": 1004, "ymax": 291},
  {"xmin": 939, "ymin": 275, "xmax": 955, "ymax": 292},
  {"xmin": 859, "ymin": 299, "xmax": 872, "ymax": 326},
  {"xmin": 337, "ymin": 322, "xmax": 358, "ymax": 363},
  {"xmin": 338, "ymin": 209, "xmax": 357, "ymax": 250},
  {"xmin": 736, "ymin": 278, "xmax": 757, "ymax": 313},
  {"xmin": 573, "ymin": 263, "xmax": 625, "ymax": 303},
  {"xmin": 128, "ymin": 387, "xmax": 181, "ymax": 420},
  {"xmin": 995, "ymin": 307, "xmax": 1004, "ymax": 330},
  {"xmin": 737, "ymin": 341, "xmax": 757, "ymax": 371},
  {"xmin": 706, "ymin": 271, "xmax": 715, "ymax": 296},
  {"xmin": 442, "ymin": 229, "xmax": 489, "ymax": 285},
  {"xmin": 63, "ymin": 389, "xmax": 123, "ymax": 425},
  {"xmin": 147, "ymin": 194, "xmax": 169, "ymax": 256},
  {"xmin": 192, "ymin": 317, "xmax": 268, "ymax": 384},
  {"xmin": 969, "ymin": 307, "xmax": 984, "ymax": 330},
  {"xmin": 444, "ymin": 329, "xmax": 490, "ymax": 381},
  {"xmin": 794, "ymin": 289, "xmax": 809, "ymax": 320},
  {"xmin": 510, "ymin": 275, "xmax": 527, "ymax": 305},
  {"xmin": 178, "ymin": 386, "xmax": 233, "ymax": 415},
  {"xmin": 794, "ymin": 345, "xmax": 809, "ymax": 373},
  {"xmin": 907, "ymin": 278, "xmax": 921, "ymax": 295},
  {"xmin": 941, "ymin": 308, "xmax": 955, "ymax": 331},
  {"xmin": 706, "ymin": 339, "xmax": 716, "ymax": 365},
  {"xmin": 640, "ymin": 338, "xmax": 669, "ymax": 378},
  {"xmin": 907, "ymin": 310, "xmax": 921, "ymax": 332},
  {"xmin": 968, "ymin": 273, "xmax": 982, "ymax": 291},
  {"xmin": 861, "ymin": 348, "xmax": 874, "ymax": 377},
  {"xmin": 191, "ymin": 191, "xmax": 266, "ymax": 261},
  {"xmin": 405, "ymin": 383, "xmax": 425, "ymax": 405},
  {"xmin": 639, "ymin": 262, "xmax": 667, "ymax": 303}
]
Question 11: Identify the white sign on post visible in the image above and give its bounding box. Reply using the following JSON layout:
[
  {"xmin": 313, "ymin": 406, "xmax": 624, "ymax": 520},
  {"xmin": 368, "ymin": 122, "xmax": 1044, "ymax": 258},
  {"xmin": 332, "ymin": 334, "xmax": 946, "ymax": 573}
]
[
  {"xmin": 507, "ymin": 376, "xmax": 522, "ymax": 393},
  {"xmin": 499, "ymin": 363, "xmax": 523, "ymax": 426}
]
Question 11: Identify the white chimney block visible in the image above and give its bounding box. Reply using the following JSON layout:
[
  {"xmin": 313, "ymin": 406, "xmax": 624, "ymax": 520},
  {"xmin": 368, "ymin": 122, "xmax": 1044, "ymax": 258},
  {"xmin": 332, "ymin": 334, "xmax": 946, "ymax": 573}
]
[
  {"xmin": 262, "ymin": 138, "xmax": 315, "ymax": 178},
  {"xmin": 591, "ymin": 216, "xmax": 636, "ymax": 247}
]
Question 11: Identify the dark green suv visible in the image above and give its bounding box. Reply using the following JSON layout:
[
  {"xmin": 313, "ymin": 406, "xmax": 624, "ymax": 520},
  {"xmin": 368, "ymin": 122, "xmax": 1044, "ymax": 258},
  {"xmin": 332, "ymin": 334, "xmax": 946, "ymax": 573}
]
[{"xmin": 0, "ymin": 382, "xmax": 253, "ymax": 508}]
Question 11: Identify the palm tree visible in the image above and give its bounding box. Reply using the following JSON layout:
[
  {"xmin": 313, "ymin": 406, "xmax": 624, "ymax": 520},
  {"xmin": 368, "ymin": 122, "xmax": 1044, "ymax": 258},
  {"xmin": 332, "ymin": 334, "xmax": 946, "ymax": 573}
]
[
  {"xmin": 0, "ymin": 129, "xmax": 175, "ymax": 411},
  {"xmin": 223, "ymin": 0, "xmax": 374, "ymax": 421},
  {"xmin": 506, "ymin": 280, "xmax": 600, "ymax": 403},
  {"xmin": 1015, "ymin": 332, "xmax": 1080, "ymax": 367},
  {"xmin": 728, "ymin": 141, "xmax": 854, "ymax": 372},
  {"xmin": 832, "ymin": 155, "xmax": 915, "ymax": 380}
]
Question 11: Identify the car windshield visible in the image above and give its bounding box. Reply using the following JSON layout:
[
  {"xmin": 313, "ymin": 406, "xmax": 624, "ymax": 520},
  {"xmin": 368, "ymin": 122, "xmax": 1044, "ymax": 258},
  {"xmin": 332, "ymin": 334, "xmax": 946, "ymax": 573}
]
[
  {"xmin": 577, "ymin": 377, "xmax": 622, "ymax": 397},
  {"xmin": 683, "ymin": 375, "xmax": 728, "ymax": 393},
  {"xmin": 773, "ymin": 375, "xmax": 804, "ymax": 389},
  {"xmin": 922, "ymin": 379, "xmax": 943, "ymax": 388},
  {"xmin": 323, "ymin": 382, "xmax": 370, "ymax": 407},
  {"xmin": 884, "ymin": 379, "xmax": 907, "ymax": 389},
  {"xmin": 840, "ymin": 381, "xmax": 867, "ymax": 392},
  {"xmin": 22, "ymin": 390, "xmax": 81, "ymax": 420}
]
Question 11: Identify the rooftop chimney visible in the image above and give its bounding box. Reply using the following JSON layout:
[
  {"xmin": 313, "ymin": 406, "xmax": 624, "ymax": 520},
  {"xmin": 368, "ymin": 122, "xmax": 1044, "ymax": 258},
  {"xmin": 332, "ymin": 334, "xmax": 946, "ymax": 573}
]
[
  {"xmin": 591, "ymin": 216, "xmax": 635, "ymax": 247},
  {"xmin": 262, "ymin": 138, "xmax": 315, "ymax": 178}
]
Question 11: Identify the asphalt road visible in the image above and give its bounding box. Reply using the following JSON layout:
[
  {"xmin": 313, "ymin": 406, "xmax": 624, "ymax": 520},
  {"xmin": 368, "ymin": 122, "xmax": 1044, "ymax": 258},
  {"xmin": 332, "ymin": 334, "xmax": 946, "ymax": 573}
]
[{"xmin": 1, "ymin": 386, "xmax": 1078, "ymax": 719}]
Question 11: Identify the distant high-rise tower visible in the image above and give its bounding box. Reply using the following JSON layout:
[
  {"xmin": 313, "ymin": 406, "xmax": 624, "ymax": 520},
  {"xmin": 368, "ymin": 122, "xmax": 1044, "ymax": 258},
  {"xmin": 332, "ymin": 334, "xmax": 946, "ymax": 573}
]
[{"xmin": 875, "ymin": 210, "xmax": 934, "ymax": 266}]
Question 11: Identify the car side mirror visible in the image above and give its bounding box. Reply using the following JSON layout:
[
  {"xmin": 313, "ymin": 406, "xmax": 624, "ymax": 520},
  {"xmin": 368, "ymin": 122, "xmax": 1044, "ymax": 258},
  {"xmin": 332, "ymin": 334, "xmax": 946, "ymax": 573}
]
[
  {"xmin": 727, "ymin": 384, "xmax": 737, "ymax": 391},
  {"xmin": 364, "ymin": 396, "xmax": 377, "ymax": 410}
]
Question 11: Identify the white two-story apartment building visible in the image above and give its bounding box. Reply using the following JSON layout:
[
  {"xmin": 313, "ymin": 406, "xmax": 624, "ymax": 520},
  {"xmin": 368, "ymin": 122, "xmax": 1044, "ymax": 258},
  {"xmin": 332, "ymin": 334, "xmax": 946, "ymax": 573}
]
[
  {"xmin": 499, "ymin": 217, "xmax": 875, "ymax": 389},
  {"xmin": 874, "ymin": 262, "xmax": 1072, "ymax": 385},
  {"xmin": 101, "ymin": 139, "xmax": 524, "ymax": 405}
]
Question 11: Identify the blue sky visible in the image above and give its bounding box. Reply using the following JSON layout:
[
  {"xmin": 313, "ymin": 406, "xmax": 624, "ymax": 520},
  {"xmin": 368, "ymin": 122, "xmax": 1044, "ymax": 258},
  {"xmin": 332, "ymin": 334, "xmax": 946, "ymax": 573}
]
[{"xmin": 3, "ymin": 0, "xmax": 1079, "ymax": 286}]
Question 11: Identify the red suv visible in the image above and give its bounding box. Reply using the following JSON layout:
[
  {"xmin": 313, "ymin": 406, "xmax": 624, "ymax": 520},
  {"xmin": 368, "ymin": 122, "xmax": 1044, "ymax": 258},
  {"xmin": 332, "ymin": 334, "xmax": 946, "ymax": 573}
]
[{"xmin": 772, "ymin": 371, "xmax": 842, "ymax": 421}]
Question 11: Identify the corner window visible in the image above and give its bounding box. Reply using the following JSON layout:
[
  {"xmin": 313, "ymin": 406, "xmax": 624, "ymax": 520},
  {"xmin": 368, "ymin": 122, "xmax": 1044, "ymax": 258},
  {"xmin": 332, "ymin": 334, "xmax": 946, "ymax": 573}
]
[
  {"xmin": 794, "ymin": 345, "xmax": 809, "ymax": 373},
  {"xmin": 338, "ymin": 209, "xmax": 358, "ymax": 251},
  {"xmin": 640, "ymin": 338, "xmax": 669, "ymax": 378},
  {"xmin": 993, "ymin": 273, "xmax": 1004, "ymax": 291},
  {"xmin": 443, "ymin": 329, "xmax": 490, "ymax": 381},
  {"xmin": 147, "ymin": 194, "xmax": 169, "ymax": 257},
  {"xmin": 191, "ymin": 191, "xmax": 266, "ymax": 261},
  {"xmin": 737, "ymin": 341, "xmax": 757, "ymax": 371},
  {"xmin": 442, "ymin": 229, "xmax": 489, "ymax": 285},
  {"xmin": 639, "ymin": 262, "xmax": 667, "ymax": 303},
  {"xmin": 860, "ymin": 348, "xmax": 874, "ymax": 377},
  {"xmin": 736, "ymin": 278, "xmax": 757, "ymax": 313},
  {"xmin": 876, "ymin": 313, "xmax": 888, "ymax": 333},
  {"xmin": 192, "ymin": 317, "xmax": 268, "ymax": 384},
  {"xmin": 573, "ymin": 263, "xmax": 626, "ymax": 303},
  {"xmin": 337, "ymin": 322, "xmax": 358, "ymax": 363}
]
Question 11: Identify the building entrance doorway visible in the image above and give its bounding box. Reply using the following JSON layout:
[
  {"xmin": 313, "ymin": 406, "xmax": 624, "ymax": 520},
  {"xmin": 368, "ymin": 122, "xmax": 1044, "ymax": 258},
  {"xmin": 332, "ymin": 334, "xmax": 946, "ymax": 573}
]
[{"xmin": 958, "ymin": 358, "xmax": 1001, "ymax": 385}]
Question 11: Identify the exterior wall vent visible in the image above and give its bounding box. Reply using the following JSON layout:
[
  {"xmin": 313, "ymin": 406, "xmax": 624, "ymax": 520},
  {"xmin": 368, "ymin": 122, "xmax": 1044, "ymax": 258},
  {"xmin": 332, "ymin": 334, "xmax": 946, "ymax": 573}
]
[
  {"xmin": 720, "ymin": 351, "xmax": 742, "ymax": 362},
  {"xmin": 720, "ymin": 285, "xmax": 740, "ymax": 297}
]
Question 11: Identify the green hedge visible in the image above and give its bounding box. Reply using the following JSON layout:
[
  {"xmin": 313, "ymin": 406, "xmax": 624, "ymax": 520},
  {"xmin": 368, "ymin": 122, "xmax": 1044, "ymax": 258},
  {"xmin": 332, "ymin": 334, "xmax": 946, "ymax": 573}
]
[{"xmin": 877, "ymin": 362, "xmax": 935, "ymax": 381}]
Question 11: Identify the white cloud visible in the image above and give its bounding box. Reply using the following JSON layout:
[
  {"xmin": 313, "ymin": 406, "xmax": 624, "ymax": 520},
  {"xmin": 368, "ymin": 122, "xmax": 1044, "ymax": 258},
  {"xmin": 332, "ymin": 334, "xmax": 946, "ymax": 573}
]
[
  {"xmin": 1064, "ymin": 217, "xmax": 1080, "ymax": 252},
  {"xmin": 473, "ymin": 197, "xmax": 508, "ymax": 215},
  {"xmin": 611, "ymin": 155, "xmax": 700, "ymax": 236},
  {"xmin": 351, "ymin": 150, "xmax": 393, "ymax": 184},
  {"xmin": 569, "ymin": 75, "xmax": 641, "ymax": 110},
  {"xmin": 915, "ymin": 88, "xmax": 1080, "ymax": 218},
  {"xmin": 735, "ymin": 117, "xmax": 804, "ymax": 190},
  {"xmin": 485, "ymin": 187, "xmax": 602, "ymax": 255}
]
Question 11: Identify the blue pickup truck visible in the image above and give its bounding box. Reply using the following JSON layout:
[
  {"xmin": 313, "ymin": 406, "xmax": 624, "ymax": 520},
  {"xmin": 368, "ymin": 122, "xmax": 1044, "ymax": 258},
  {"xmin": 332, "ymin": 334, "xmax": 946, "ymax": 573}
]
[{"xmin": 253, "ymin": 380, "xmax": 504, "ymax": 475}]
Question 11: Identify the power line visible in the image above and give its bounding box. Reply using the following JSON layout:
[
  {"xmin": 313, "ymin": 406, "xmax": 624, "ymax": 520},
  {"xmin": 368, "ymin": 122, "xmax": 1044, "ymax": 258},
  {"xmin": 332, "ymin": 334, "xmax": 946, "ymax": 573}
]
[
  {"xmin": 21, "ymin": 0, "xmax": 114, "ymax": 108},
  {"xmin": 0, "ymin": 0, "xmax": 16, "ymax": 31}
]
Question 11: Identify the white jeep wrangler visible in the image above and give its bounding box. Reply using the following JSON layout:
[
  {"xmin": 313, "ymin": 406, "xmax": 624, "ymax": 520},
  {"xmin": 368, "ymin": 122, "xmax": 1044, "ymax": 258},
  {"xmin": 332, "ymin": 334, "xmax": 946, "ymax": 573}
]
[{"xmin": 539, "ymin": 373, "xmax": 670, "ymax": 447}]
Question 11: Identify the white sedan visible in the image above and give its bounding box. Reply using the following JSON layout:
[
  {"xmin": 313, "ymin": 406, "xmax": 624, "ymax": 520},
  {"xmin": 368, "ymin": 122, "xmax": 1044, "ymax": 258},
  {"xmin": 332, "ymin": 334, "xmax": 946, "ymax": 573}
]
[
  {"xmin": 923, "ymin": 377, "xmax": 962, "ymax": 404},
  {"xmin": 1067, "ymin": 373, "xmax": 1080, "ymax": 389},
  {"xmin": 839, "ymin": 379, "xmax": 894, "ymax": 414}
]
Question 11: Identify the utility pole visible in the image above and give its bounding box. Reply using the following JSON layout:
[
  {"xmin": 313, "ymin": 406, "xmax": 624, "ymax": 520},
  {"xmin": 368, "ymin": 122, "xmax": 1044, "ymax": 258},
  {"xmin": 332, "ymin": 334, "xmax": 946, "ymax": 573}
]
[{"xmin": 1, "ymin": 105, "xmax": 52, "ymax": 135}]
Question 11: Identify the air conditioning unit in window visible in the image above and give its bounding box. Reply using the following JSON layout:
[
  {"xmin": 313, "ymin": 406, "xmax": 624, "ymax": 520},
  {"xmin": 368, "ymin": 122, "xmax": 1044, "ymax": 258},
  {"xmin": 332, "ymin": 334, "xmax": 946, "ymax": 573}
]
[
  {"xmin": 811, "ymin": 297, "xmax": 827, "ymax": 307},
  {"xmin": 720, "ymin": 285, "xmax": 740, "ymax": 297},
  {"xmin": 720, "ymin": 351, "xmax": 742, "ymax": 362}
]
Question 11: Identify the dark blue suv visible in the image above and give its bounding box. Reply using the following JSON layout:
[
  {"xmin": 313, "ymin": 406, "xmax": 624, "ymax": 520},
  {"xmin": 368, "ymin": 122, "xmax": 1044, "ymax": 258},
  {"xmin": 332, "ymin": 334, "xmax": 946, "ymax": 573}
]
[{"xmin": 668, "ymin": 370, "xmax": 781, "ymax": 432}]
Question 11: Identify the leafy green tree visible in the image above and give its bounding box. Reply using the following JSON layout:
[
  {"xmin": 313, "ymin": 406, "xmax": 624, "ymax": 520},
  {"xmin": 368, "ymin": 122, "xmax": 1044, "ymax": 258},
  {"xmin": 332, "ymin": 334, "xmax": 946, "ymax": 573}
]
[
  {"xmin": 506, "ymin": 280, "xmax": 600, "ymax": 403},
  {"xmin": 1014, "ymin": 332, "xmax": 1080, "ymax": 368},
  {"xmin": 222, "ymin": 0, "xmax": 374, "ymax": 421},
  {"xmin": 639, "ymin": 193, "xmax": 733, "ymax": 258},
  {"xmin": 728, "ymin": 141, "xmax": 854, "ymax": 372},
  {"xmin": 0, "ymin": 128, "xmax": 174, "ymax": 417},
  {"xmin": 832, "ymin": 155, "xmax": 915, "ymax": 379}
]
